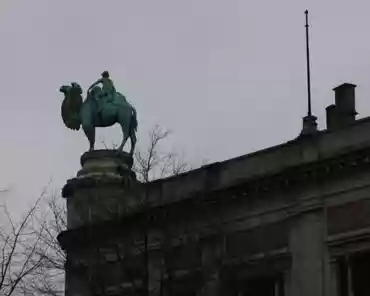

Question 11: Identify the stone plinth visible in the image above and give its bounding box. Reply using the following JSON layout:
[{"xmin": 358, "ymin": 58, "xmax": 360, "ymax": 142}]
[
  {"xmin": 62, "ymin": 150, "xmax": 139, "ymax": 229},
  {"xmin": 78, "ymin": 149, "xmax": 134, "ymax": 178}
]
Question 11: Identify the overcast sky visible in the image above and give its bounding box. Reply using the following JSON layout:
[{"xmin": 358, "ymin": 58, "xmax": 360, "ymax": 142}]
[{"xmin": 1, "ymin": 0, "xmax": 370, "ymax": 212}]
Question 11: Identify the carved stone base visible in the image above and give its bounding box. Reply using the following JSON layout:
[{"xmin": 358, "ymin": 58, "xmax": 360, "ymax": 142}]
[
  {"xmin": 78, "ymin": 149, "xmax": 134, "ymax": 178},
  {"xmin": 62, "ymin": 150, "xmax": 139, "ymax": 229},
  {"xmin": 62, "ymin": 149, "xmax": 136, "ymax": 198}
]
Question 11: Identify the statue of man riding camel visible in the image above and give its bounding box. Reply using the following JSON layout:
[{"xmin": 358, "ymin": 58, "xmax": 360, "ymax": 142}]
[{"xmin": 59, "ymin": 71, "xmax": 138, "ymax": 154}]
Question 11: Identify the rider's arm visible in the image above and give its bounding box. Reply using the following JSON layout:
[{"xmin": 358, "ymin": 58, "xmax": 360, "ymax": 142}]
[{"xmin": 88, "ymin": 78, "xmax": 103, "ymax": 91}]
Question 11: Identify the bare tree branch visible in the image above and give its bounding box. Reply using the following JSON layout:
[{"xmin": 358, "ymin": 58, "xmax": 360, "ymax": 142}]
[
  {"xmin": 23, "ymin": 125, "xmax": 194, "ymax": 296},
  {"xmin": 0, "ymin": 191, "xmax": 47, "ymax": 296},
  {"xmin": 134, "ymin": 125, "xmax": 190, "ymax": 182}
]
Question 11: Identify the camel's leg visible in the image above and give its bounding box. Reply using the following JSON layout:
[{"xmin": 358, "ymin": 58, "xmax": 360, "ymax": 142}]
[
  {"xmin": 117, "ymin": 122, "xmax": 129, "ymax": 152},
  {"xmin": 129, "ymin": 129, "xmax": 137, "ymax": 155},
  {"xmin": 83, "ymin": 125, "xmax": 95, "ymax": 151}
]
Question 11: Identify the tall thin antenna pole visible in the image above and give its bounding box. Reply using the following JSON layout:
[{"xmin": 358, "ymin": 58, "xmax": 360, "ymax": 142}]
[
  {"xmin": 300, "ymin": 10, "xmax": 317, "ymax": 136},
  {"xmin": 305, "ymin": 10, "xmax": 312, "ymax": 117}
]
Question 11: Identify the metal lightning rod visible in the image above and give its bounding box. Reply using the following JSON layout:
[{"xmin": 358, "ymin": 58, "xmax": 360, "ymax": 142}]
[{"xmin": 305, "ymin": 9, "xmax": 312, "ymax": 117}]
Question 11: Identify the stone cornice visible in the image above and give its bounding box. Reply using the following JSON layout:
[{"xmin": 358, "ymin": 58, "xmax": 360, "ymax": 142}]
[
  {"xmin": 59, "ymin": 144, "xmax": 370, "ymax": 251},
  {"xmin": 145, "ymin": 144, "xmax": 370, "ymax": 212},
  {"xmin": 327, "ymin": 231, "xmax": 370, "ymax": 258},
  {"xmin": 63, "ymin": 137, "xmax": 370, "ymax": 203},
  {"xmin": 222, "ymin": 247, "xmax": 290, "ymax": 267},
  {"xmin": 327, "ymin": 227, "xmax": 370, "ymax": 247},
  {"xmin": 62, "ymin": 171, "xmax": 137, "ymax": 197},
  {"xmin": 219, "ymin": 146, "xmax": 367, "ymax": 198}
]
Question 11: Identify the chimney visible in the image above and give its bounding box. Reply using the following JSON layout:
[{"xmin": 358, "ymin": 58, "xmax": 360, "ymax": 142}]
[{"xmin": 326, "ymin": 83, "xmax": 357, "ymax": 130}]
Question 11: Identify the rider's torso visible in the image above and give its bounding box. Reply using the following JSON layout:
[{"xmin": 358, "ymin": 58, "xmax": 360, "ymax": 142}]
[{"xmin": 101, "ymin": 78, "xmax": 116, "ymax": 96}]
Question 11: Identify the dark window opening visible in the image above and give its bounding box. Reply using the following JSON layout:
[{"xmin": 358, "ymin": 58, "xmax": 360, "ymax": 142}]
[
  {"xmin": 238, "ymin": 274, "xmax": 284, "ymax": 296},
  {"xmin": 337, "ymin": 251, "xmax": 370, "ymax": 296}
]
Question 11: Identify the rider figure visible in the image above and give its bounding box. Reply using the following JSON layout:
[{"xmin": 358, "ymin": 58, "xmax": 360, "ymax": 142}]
[{"xmin": 88, "ymin": 71, "xmax": 116, "ymax": 116}]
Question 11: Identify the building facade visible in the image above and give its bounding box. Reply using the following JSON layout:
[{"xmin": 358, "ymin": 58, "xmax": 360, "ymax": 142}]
[{"xmin": 59, "ymin": 83, "xmax": 370, "ymax": 296}]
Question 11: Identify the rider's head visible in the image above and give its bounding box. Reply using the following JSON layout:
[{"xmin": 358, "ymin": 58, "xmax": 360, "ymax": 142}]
[{"xmin": 101, "ymin": 71, "xmax": 110, "ymax": 78}]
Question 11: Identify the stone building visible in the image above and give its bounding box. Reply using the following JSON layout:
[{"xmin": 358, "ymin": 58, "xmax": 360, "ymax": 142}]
[{"xmin": 58, "ymin": 82, "xmax": 370, "ymax": 296}]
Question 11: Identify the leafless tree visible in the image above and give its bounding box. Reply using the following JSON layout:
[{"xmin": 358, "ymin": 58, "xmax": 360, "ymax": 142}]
[
  {"xmin": 102, "ymin": 124, "xmax": 191, "ymax": 181},
  {"xmin": 27, "ymin": 125, "xmax": 193, "ymax": 296},
  {"xmin": 89, "ymin": 125, "xmax": 193, "ymax": 295},
  {"xmin": 0, "ymin": 193, "xmax": 48, "ymax": 296},
  {"xmin": 134, "ymin": 125, "xmax": 190, "ymax": 182},
  {"xmin": 27, "ymin": 193, "xmax": 67, "ymax": 296},
  {"xmin": 126, "ymin": 125, "xmax": 190, "ymax": 295}
]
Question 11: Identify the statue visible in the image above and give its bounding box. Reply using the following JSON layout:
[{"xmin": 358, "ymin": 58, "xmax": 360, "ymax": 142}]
[
  {"xmin": 59, "ymin": 72, "xmax": 138, "ymax": 155},
  {"xmin": 87, "ymin": 71, "xmax": 116, "ymax": 118}
]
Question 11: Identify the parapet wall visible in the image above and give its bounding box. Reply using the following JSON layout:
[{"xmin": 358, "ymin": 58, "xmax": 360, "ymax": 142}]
[{"xmin": 147, "ymin": 117, "xmax": 370, "ymax": 204}]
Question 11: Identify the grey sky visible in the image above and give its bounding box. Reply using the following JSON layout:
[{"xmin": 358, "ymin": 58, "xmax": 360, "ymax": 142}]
[{"xmin": 1, "ymin": 0, "xmax": 370, "ymax": 212}]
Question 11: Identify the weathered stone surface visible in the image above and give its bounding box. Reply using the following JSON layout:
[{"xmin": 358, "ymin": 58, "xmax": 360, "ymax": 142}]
[
  {"xmin": 226, "ymin": 220, "xmax": 290, "ymax": 259},
  {"xmin": 80, "ymin": 149, "xmax": 134, "ymax": 169},
  {"xmin": 327, "ymin": 199, "xmax": 370, "ymax": 235},
  {"xmin": 289, "ymin": 211, "xmax": 326, "ymax": 296},
  {"xmin": 63, "ymin": 150, "xmax": 136, "ymax": 198},
  {"xmin": 60, "ymin": 114, "xmax": 370, "ymax": 296}
]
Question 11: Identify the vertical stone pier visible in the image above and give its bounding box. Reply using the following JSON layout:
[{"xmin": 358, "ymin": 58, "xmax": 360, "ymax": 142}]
[
  {"xmin": 58, "ymin": 150, "xmax": 138, "ymax": 296},
  {"xmin": 63, "ymin": 149, "xmax": 137, "ymax": 228}
]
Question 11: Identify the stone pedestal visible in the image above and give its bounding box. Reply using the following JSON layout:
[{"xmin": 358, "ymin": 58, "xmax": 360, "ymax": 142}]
[
  {"xmin": 58, "ymin": 150, "xmax": 140, "ymax": 296},
  {"xmin": 61, "ymin": 150, "xmax": 138, "ymax": 229},
  {"xmin": 77, "ymin": 149, "xmax": 134, "ymax": 179}
]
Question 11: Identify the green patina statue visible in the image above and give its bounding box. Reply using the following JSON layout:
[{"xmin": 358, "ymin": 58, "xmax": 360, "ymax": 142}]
[{"xmin": 59, "ymin": 72, "xmax": 138, "ymax": 154}]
